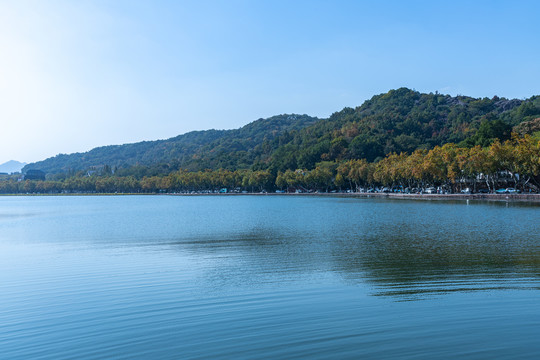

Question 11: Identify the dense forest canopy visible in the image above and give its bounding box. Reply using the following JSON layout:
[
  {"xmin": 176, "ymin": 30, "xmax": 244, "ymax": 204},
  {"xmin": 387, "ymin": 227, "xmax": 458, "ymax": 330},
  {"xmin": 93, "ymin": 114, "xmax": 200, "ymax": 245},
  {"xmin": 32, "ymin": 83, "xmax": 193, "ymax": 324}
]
[
  {"xmin": 6, "ymin": 88, "xmax": 539, "ymax": 194},
  {"xmin": 23, "ymin": 114, "xmax": 319, "ymax": 174},
  {"xmin": 23, "ymin": 88, "xmax": 540, "ymax": 177}
]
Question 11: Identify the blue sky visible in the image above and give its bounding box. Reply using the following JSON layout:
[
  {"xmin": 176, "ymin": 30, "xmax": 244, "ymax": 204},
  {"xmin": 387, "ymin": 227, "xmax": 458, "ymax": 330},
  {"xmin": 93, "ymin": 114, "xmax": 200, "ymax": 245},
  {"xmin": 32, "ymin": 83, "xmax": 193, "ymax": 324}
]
[{"xmin": 1, "ymin": 0, "xmax": 539, "ymax": 164}]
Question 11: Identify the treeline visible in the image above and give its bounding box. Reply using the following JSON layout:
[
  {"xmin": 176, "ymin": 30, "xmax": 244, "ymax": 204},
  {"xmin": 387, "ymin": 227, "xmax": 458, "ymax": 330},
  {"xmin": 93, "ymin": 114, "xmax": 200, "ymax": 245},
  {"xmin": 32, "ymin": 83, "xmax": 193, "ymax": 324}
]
[
  {"xmin": 3, "ymin": 135, "xmax": 539, "ymax": 194},
  {"xmin": 0, "ymin": 169, "xmax": 274, "ymax": 194}
]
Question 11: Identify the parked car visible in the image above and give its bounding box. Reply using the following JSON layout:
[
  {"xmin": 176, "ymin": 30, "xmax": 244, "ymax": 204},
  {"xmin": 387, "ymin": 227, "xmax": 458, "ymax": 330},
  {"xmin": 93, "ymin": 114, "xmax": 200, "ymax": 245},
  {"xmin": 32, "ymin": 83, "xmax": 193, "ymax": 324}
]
[
  {"xmin": 506, "ymin": 188, "xmax": 520, "ymax": 194},
  {"xmin": 477, "ymin": 188, "xmax": 490, "ymax": 194},
  {"xmin": 460, "ymin": 188, "xmax": 471, "ymax": 194},
  {"xmin": 425, "ymin": 187, "xmax": 437, "ymax": 194},
  {"xmin": 495, "ymin": 188, "xmax": 508, "ymax": 194}
]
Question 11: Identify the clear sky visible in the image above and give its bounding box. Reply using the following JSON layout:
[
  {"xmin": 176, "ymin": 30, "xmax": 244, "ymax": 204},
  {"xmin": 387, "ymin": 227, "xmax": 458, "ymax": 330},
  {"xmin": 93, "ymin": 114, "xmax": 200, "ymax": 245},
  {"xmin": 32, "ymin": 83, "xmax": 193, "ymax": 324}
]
[{"xmin": 1, "ymin": 0, "xmax": 539, "ymax": 164}]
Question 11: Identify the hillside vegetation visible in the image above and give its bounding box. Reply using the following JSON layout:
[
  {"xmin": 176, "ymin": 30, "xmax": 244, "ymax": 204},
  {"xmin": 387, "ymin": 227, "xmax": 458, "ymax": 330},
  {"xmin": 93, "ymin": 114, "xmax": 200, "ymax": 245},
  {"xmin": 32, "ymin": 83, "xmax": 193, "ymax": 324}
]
[
  {"xmin": 7, "ymin": 88, "xmax": 539, "ymax": 194},
  {"xmin": 24, "ymin": 114, "xmax": 319, "ymax": 174},
  {"xmin": 24, "ymin": 88, "xmax": 540, "ymax": 177}
]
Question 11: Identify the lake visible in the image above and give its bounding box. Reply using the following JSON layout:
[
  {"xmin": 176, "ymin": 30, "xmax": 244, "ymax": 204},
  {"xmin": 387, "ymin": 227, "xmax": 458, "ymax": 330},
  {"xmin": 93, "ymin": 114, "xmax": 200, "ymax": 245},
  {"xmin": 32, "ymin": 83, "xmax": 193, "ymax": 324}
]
[{"xmin": 1, "ymin": 195, "xmax": 539, "ymax": 359}]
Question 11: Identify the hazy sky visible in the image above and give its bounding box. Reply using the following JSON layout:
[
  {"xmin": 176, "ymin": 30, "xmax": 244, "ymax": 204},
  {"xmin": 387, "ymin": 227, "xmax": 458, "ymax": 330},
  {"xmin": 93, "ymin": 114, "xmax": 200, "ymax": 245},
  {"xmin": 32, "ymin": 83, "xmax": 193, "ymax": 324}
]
[{"xmin": 1, "ymin": 0, "xmax": 539, "ymax": 164}]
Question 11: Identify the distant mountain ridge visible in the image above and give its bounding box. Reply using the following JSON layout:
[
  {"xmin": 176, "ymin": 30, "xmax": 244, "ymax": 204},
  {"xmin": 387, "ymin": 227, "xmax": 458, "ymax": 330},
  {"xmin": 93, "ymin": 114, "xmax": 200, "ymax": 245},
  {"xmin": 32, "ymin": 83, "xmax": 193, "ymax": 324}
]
[
  {"xmin": 0, "ymin": 160, "xmax": 27, "ymax": 174},
  {"xmin": 23, "ymin": 88, "xmax": 540, "ymax": 175}
]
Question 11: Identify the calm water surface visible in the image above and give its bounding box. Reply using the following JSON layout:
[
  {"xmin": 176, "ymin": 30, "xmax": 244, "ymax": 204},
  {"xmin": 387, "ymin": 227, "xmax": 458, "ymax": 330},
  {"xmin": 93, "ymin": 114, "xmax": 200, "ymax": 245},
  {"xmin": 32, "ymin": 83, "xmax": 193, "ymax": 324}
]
[{"xmin": 0, "ymin": 195, "xmax": 539, "ymax": 359}]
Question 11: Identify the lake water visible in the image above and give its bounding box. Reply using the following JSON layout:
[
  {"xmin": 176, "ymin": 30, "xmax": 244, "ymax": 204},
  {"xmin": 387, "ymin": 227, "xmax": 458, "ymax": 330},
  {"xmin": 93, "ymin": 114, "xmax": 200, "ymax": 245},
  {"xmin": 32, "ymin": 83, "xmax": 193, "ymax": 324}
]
[{"xmin": 1, "ymin": 195, "xmax": 539, "ymax": 359}]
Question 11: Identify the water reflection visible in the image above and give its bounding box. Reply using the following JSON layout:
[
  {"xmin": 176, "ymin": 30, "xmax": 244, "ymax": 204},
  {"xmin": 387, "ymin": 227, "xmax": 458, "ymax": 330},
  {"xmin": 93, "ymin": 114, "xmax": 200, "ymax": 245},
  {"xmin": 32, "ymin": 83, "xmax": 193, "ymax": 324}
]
[
  {"xmin": 333, "ymin": 232, "xmax": 540, "ymax": 298},
  {"xmin": 2, "ymin": 196, "xmax": 540, "ymax": 359},
  {"xmin": 152, "ymin": 217, "xmax": 540, "ymax": 300},
  {"xmin": 1, "ymin": 195, "xmax": 539, "ymax": 301}
]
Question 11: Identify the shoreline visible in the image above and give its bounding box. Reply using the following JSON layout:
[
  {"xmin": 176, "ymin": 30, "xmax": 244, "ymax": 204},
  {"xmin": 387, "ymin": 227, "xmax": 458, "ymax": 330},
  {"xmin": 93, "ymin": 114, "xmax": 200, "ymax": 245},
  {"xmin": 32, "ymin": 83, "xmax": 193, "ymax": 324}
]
[
  {"xmin": 1, "ymin": 192, "xmax": 540, "ymax": 202},
  {"xmin": 314, "ymin": 192, "xmax": 540, "ymax": 202},
  {"xmin": 227, "ymin": 192, "xmax": 540, "ymax": 202}
]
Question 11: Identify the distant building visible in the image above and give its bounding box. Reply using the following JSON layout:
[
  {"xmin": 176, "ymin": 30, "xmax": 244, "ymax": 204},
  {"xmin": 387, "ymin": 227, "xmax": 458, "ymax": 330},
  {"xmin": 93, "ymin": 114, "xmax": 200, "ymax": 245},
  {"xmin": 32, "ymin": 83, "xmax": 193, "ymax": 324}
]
[{"xmin": 24, "ymin": 169, "xmax": 46, "ymax": 181}]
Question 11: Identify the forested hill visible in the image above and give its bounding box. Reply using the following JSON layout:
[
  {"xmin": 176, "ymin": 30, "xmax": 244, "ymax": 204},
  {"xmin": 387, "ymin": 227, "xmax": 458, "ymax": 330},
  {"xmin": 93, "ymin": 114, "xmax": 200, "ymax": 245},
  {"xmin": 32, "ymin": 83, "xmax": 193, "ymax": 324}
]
[
  {"xmin": 24, "ymin": 88, "xmax": 540, "ymax": 175},
  {"xmin": 265, "ymin": 88, "xmax": 539, "ymax": 171},
  {"xmin": 23, "ymin": 114, "xmax": 319, "ymax": 174}
]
